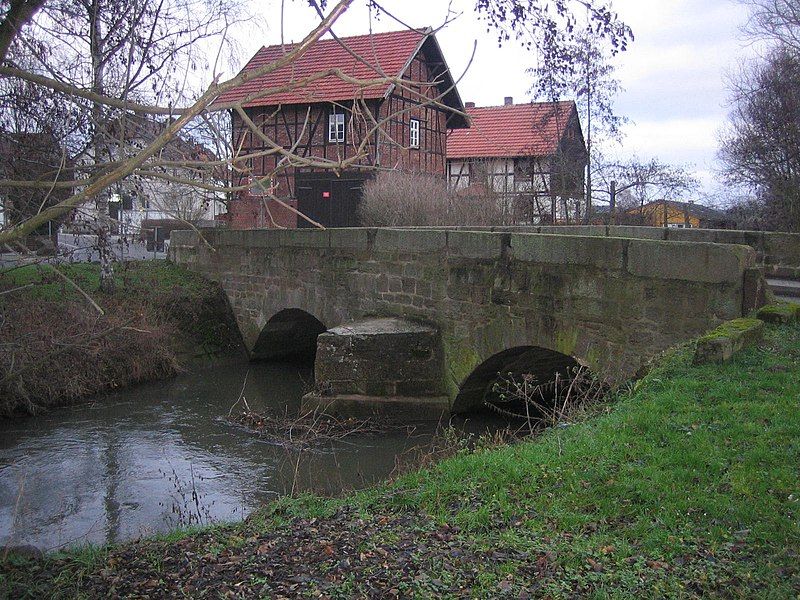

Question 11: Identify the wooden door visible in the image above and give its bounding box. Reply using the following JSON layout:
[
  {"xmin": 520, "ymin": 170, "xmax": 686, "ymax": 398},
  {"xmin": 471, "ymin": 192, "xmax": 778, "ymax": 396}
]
[{"xmin": 295, "ymin": 172, "xmax": 367, "ymax": 228}]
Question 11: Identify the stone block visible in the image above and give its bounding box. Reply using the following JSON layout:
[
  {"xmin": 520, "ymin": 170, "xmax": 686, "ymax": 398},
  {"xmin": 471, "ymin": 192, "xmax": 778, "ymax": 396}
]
[
  {"xmin": 742, "ymin": 267, "xmax": 768, "ymax": 314},
  {"xmin": 739, "ymin": 230, "xmax": 766, "ymax": 255},
  {"xmin": 756, "ymin": 302, "xmax": 800, "ymax": 324},
  {"xmin": 329, "ymin": 228, "xmax": 370, "ymax": 249},
  {"xmin": 609, "ymin": 225, "xmax": 665, "ymax": 240},
  {"xmin": 314, "ymin": 318, "xmax": 445, "ymax": 398},
  {"xmin": 446, "ymin": 231, "xmax": 506, "ymax": 259},
  {"xmin": 373, "ymin": 229, "xmax": 447, "ymax": 253},
  {"xmin": 510, "ymin": 233, "xmax": 626, "ymax": 269},
  {"xmin": 537, "ymin": 225, "xmax": 607, "ymax": 237},
  {"xmin": 626, "ymin": 240, "xmax": 751, "ymax": 283},
  {"xmin": 763, "ymin": 232, "xmax": 800, "ymax": 267},
  {"xmin": 241, "ymin": 229, "xmax": 279, "ymax": 248},
  {"xmin": 664, "ymin": 228, "xmax": 720, "ymax": 244},
  {"xmin": 276, "ymin": 229, "xmax": 330, "ymax": 248},
  {"xmin": 301, "ymin": 393, "xmax": 450, "ymax": 420},
  {"xmin": 693, "ymin": 318, "xmax": 764, "ymax": 364},
  {"xmin": 213, "ymin": 229, "xmax": 247, "ymax": 247}
]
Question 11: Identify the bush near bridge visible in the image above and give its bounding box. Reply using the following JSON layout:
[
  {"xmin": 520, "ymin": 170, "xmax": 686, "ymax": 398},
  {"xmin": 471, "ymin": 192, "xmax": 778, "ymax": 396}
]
[
  {"xmin": 2, "ymin": 322, "xmax": 798, "ymax": 597},
  {"xmin": 0, "ymin": 262, "xmax": 243, "ymax": 415}
]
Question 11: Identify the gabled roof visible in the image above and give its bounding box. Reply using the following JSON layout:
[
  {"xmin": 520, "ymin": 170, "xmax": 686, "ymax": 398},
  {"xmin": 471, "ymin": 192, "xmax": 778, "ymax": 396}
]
[
  {"xmin": 214, "ymin": 28, "xmax": 467, "ymax": 127},
  {"xmin": 447, "ymin": 101, "xmax": 579, "ymax": 159}
]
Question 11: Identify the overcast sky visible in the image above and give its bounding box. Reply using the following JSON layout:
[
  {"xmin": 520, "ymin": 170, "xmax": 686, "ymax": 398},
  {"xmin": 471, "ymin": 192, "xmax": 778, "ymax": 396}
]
[{"xmin": 238, "ymin": 0, "xmax": 762, "ymax": 203}]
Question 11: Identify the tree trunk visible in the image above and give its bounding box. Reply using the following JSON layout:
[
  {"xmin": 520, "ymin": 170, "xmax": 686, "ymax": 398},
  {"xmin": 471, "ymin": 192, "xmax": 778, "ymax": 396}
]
[
  {"xmin": 583, "ymin": 59, "xmax": 592, "ymax": 225},
  {"xmin": 90, "ymin": 0, "xmax": 114, "ymax": 293}
]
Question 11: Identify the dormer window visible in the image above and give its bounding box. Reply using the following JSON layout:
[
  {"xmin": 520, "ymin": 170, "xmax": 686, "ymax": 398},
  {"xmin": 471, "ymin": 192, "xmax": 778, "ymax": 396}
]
[
  {"xmin": 409, "ymin": 118, "xmax": 420, "ymax": 148},
  {"xmin": 329, "ymin": 108, "xmax": 345, "ymax": 143}
]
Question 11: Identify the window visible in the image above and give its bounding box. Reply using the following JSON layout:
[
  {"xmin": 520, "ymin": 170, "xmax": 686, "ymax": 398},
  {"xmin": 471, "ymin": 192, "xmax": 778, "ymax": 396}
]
[
  {"xmin": 328, "ymin": 109, "xmax": 345, "ymax": 143},
  {"xmin": 409, "ymin": 118, "xmax": 420, "ymax": 148},
  {"xmin": 447, "ymin": 161, "xmax": 470, "ymax": 190}
]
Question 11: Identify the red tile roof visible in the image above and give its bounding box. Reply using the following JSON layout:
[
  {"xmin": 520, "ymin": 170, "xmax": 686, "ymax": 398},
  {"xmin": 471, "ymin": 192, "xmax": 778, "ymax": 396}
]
[
  {"xmin": 215, "ymin": 28, "xmax": 438, "ymax": 108},
  {"xmin": 447, "ymin": 101, "xmax": 577, "ymax": 159}
]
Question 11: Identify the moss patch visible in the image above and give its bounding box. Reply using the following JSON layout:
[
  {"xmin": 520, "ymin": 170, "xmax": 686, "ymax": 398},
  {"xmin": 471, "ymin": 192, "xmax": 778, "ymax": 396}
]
[
  {"xmin": 757, "ymin": 302, "xmax": 800, "ymax": 324},
  {"xmin": 697, "ymin": 317, "xmax": 763, "ymax": 343},
  {"xmin": 694, "ymin": 318, "xmax": 764, "ymax": 364}
]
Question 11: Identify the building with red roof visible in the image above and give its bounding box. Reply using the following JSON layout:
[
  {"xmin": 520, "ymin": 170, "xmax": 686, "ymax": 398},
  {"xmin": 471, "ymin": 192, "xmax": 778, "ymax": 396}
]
[
  {"xmin": 446, "ymin": 99, "xmax": 587, "ymax": 223},
  {"xmin": 216, "ymin": 27, "xmax": 467, "ymax": 229}
]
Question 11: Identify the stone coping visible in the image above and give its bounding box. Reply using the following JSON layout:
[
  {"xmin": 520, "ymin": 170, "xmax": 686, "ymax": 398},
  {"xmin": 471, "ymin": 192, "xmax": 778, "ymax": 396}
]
[
  {"xmin": 693, "ymin": 318, "xmax": 764, "ymax": 364},
  {"xmin": 389, "ymin": 225, "xmax": 800, "ymax": 268},
  {"xmin": 171, "ymin": 228, "xmax": 754, "ymax": 285},
  {"xmin": 756, "ymin": 302, "xmax": 800, "ymax": 324},
  {"xmin": 323, "ymin": 317, "xmax": 436, "ymax": 337}
]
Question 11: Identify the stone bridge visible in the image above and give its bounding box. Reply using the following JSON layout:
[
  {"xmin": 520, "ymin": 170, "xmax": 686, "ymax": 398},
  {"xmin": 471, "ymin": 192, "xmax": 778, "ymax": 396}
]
[{"xmin": 170, "ymin": 227, "xmax": 765, "ymax": 416}]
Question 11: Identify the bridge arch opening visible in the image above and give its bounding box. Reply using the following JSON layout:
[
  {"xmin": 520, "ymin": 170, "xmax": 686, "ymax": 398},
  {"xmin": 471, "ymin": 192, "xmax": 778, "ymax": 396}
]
[
  {"xmin": 251, "ymin": 309, "xmax": 327, "ymax": 364},
  {"xmin": 453, "ymin": 346, "xmax": 580, "ymax": 416}
]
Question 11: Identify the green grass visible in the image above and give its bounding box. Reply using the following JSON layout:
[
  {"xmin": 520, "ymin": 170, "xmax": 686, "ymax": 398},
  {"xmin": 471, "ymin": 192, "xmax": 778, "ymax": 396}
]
[
  {"xmin": 371, "ymin": 323, "xmax": 800, "ymax": 595},
  {"xmin": 2, "ymin": 323, "xmax": 799, "ymax": 597},
  {"xmin": 0, "ymin": 261, "xmax": 214, "ymax": 303}
]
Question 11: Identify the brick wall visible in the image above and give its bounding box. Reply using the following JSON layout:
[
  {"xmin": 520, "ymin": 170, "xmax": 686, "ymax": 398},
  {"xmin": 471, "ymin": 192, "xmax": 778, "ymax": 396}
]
[{"xmin": 225, "ymin": 193, "xmax": 298, "ymax": 229}]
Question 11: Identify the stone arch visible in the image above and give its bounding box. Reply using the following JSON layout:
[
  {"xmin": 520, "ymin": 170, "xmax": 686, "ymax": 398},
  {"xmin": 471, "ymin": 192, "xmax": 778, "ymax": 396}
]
[
  {"xmin": 452, "ymin": 345, "xmax": 579, "ymax": 414},
  {"xmin": 250, "ymin": 308, "xmax": 327, "ymax": 363}
]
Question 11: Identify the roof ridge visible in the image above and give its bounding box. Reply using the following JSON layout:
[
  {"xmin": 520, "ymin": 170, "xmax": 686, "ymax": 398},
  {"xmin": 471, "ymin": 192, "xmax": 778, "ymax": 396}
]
[
  {"xmin": 257, "ymin": 27, "xmax": 429, "ymax": 53},
  {"xmin": 467, "ymin": 100, "xmax": 575, "ymax": 110}
]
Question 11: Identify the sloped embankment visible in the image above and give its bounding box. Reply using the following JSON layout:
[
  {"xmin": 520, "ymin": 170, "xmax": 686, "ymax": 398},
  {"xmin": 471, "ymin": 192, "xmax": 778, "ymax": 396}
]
[
  {"xmin": 0, "ymin": 262, "xmax": 243, "ymax": 415},
  {"xmin": 2, "ymin": 322, "xmax": 798, "ymax": 597}
]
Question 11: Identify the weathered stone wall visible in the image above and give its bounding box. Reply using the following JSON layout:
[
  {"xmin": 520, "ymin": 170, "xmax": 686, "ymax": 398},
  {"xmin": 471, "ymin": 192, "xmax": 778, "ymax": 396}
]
[
  {"xmin": 401, "ymin": 225, "xmax": 800, "ymax": 278},
  {"xmin": 170, "ymin": 227, "xmax": 757, "ymax": 411}
]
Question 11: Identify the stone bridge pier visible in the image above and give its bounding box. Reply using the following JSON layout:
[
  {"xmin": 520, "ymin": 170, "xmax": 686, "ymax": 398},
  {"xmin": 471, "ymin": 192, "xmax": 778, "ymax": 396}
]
[{"xmin": 170, "ymin": 228, "xmax": 763, "ymax": 417}]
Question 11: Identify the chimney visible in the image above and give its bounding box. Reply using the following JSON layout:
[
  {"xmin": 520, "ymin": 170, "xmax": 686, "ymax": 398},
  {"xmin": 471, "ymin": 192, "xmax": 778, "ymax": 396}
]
[
  {"xmin": 465, "ymin": 101, "xmax": 475, "ymax": 108},
  {"xmin": 504, "ymin": 96, "xmax": 513, "ymax": 105}
]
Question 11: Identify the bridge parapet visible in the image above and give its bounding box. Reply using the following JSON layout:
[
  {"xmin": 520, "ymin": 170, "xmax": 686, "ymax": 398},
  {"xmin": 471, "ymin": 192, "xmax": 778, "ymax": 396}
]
[
  {"xmin": 171, "ymin": 227, "xmax": 761, "ymax": 412},
  {"xmin": 380, "ymin": 225, "xmax": 800, "ymax": 278}
]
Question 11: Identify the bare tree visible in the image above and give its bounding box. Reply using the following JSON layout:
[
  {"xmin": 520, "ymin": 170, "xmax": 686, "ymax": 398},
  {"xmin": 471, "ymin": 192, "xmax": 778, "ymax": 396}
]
[
  {"xmin": 529, "ymin": 28, "xmax": 629, "ymax": 223},
  {"xmin": 2, "ymin": 0, "xmax": 245, "ymax": 290},
  {"xmin": 720, "ymin": 47, "xmax": 800, "ymax": 232},
  {"xmin": 0, "ymin": 0, "xmax": 635, "ymax": 266},
  {"xmin": 592, "ymin": 157, "xmax": 699, "ymax": 223},
  {"xmin": 742, "ymin": 0, "xmax": 800, "ymax": 52}
]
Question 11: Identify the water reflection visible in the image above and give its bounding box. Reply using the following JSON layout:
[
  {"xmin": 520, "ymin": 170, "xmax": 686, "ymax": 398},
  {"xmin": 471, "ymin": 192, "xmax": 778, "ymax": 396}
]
[{"xmin": 0, "ymin": 363, "xmax": 499, "ymax": 550}]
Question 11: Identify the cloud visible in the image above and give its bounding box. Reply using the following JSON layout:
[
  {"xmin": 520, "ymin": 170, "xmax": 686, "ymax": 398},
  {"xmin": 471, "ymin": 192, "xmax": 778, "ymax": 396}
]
[{"xmin": 240, "ymin": 0, "xmax": 759, "ymax": 193}]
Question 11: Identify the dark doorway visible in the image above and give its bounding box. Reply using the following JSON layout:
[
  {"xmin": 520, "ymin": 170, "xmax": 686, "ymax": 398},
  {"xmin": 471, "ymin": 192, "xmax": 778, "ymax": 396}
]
[{"xmin": 295, "ymin": 172, "xmax": 369, "ymax": 228}]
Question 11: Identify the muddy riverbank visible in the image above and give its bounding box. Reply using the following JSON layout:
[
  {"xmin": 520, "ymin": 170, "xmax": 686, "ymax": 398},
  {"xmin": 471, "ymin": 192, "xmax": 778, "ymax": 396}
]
[{"xmin": 0, "ymin": 262, "xmax": 244, "ymax": 415}]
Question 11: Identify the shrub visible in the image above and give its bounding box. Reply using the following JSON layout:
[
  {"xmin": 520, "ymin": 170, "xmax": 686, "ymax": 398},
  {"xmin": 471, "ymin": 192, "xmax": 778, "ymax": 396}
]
[{"xmin": 358, "ymin": 171, "xmax": 506, "ymax": 227}]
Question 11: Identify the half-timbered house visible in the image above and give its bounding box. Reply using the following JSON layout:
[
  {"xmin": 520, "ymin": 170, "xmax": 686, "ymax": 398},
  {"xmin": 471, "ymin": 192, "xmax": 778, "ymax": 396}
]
[
  {"xmin": 215, "ymin": 28, "xmax": 467, "ymax": 229},
  {"xmin": 446, "ymin": 99, "xmax": 587, "ymax": 224}
]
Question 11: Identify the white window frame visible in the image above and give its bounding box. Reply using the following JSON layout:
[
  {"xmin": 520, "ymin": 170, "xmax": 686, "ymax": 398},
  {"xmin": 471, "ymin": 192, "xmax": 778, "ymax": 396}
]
[
  {"xmin": 409, "ymin": 118, "xmax": 420, "ymax": 148},
  {"xmin": 328, "ymin": 109, "xmax": 345, "ymax": 143}
]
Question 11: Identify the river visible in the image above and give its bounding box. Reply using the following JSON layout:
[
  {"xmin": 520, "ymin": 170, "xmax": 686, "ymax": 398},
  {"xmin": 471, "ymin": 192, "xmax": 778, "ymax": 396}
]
[{"xmin": 0, "ymin": 361, "xmax": 502, "ymax": 551}]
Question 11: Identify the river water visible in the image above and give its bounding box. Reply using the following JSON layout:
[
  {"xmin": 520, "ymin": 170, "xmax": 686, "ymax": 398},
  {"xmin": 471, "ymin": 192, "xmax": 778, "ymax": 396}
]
[{"xmin": 0, "ymin": 362, "xmax": 501, "ymax": 551}]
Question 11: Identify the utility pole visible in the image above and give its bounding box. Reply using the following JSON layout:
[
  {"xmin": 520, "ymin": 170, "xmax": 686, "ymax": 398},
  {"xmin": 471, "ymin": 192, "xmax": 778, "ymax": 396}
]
[
  {"xmin": 609, "ymin": 180, "xmax": 616, "ymax": 225},
  {"xmin": 583, "ymin": 41, "xmax": 592, "ymax": 225}
]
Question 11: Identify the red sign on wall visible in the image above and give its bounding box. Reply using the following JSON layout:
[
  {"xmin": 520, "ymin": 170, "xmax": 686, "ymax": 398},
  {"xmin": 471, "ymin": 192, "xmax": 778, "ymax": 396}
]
[{"xmin": 322, "ymin": 191, "xmax": 331, "ymax": 198}]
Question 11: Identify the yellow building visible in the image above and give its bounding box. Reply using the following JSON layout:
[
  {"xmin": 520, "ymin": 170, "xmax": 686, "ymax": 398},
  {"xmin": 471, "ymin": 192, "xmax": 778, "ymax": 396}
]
[{"xmin": 625, "ymin": 200, "xmax": 734, "ymax": 229}]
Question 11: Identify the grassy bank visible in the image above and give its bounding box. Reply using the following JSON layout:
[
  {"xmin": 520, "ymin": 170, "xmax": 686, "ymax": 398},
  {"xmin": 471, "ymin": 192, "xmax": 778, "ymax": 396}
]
[
  {"xmin": 0, "ymin": 262, "xmax": 243, "ymax": 415},
  {"xmin": 2, "ymin": 322, "xmax": 799, "ymax": 598}
]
